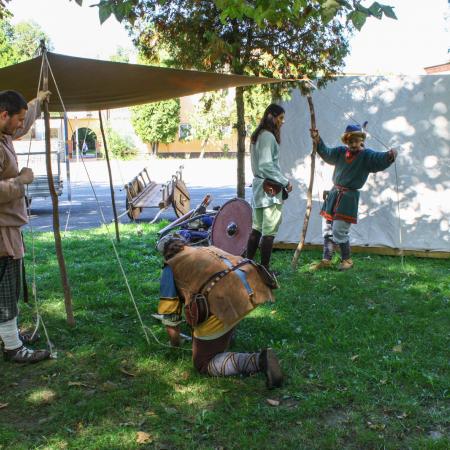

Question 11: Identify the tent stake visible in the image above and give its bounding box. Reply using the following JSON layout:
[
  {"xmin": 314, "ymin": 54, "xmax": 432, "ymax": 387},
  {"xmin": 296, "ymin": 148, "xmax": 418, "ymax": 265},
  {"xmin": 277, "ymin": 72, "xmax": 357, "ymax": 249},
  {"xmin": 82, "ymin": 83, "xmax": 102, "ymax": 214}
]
[
  {"xmin": 98, "ymin": 111, "xmax": 120, "ymax": 242},
  {"xmin": 41, "ymin": 43, "xmax": 75, "ymax": 326}
]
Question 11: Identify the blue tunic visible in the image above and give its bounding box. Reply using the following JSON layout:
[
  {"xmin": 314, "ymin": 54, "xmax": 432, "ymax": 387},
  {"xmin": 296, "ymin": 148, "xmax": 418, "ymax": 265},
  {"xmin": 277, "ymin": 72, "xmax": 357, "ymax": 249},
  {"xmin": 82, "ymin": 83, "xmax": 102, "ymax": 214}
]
[{"xmin": 317, "ymin": 139, "xmax": 394, "ymax": 223}]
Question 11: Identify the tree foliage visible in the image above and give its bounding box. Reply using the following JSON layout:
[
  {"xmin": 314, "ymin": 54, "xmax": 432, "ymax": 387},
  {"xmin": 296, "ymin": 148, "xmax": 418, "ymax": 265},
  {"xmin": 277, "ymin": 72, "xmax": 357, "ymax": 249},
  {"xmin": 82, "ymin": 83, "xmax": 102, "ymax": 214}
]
[
  {"xmin": 74, "ymin": 0, "xmax": 397, "ymax": 196},
  {"xmin": 190, "ymin": 90, "xmax": 233, "ymax": 155},
  {"xmin": 0, "ymin": 16, "xmax": 52, "ymax": 68},
  {"xmin": 131, "ymin": 99, "xmax": 180, "ymax": 153},
  {"xmin": 106, "ymin": 127, "xmax": 138, "ymax": 160}
]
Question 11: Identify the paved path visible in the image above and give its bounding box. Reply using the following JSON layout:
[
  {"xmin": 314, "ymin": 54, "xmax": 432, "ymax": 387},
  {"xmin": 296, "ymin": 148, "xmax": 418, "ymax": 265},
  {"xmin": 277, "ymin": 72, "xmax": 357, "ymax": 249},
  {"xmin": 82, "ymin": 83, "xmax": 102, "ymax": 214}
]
[{"xmin": 25, "ymin": 158, "xmax": 252, "ymax": 232}]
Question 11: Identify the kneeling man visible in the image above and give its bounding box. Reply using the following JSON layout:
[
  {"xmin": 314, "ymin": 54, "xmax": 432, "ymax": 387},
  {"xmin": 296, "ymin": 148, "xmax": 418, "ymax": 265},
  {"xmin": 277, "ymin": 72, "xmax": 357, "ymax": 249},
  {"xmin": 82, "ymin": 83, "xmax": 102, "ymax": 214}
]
[{"xmin": 156, "ymin": 237, "xmax": 283, "ymax": 389}]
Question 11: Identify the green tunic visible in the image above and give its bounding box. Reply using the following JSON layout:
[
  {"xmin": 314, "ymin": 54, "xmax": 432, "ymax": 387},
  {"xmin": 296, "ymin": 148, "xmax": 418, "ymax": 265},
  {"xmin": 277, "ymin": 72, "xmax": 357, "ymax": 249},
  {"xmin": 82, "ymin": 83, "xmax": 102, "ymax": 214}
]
[
  {"xmin": 250, "ymin": 130, "xmax": 289, "ymax": 208},
  {"xmin": 317, "ymin": 139, "xmax": 394, "ymax": 223}
]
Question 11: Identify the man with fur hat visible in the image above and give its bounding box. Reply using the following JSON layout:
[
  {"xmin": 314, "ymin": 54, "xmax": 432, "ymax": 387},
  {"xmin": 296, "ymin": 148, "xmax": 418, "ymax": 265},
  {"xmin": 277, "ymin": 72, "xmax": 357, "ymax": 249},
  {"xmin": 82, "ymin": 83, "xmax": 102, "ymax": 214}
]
[
  {"xmin": 310, "ymin": 124, "xmax": 397, "ymax": 271},
  {"xmin": 155, "ymin": 236, "xmax": 283, "ymax": 389}
]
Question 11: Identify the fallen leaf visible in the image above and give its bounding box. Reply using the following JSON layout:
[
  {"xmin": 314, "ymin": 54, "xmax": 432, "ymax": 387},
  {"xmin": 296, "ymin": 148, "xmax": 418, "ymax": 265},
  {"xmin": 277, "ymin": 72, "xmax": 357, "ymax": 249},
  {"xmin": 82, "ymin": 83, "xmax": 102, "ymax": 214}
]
[
  {"xmin": 266, "ymin": 398, "xmax": 280, "ymax": 406},
  {"xmin": 101, "ymin": 381, "xmax": 118, "ymax": 391},
  {"xmin": 0, "ymin": 403, "xmax": 8, "ymax": 409},
  {"xmin": 136, "ymin": 431, "xmax": 152, "ymax": 444},
  {"xmin": 350, "ymin": 354, "xmax": 359, "ymax": 361},
  {"xmin": 367, "ymin": 421, "xmax": 386, "ymax": 431},
  {"xmin": 68, "ymin": 381, "xmax": 92, "ymax": 388},
  {"xmin": 392, "ymin": 344, "xmax": 403, "ymax": 353},
  {"xmin": 271, "ymin": 310, "xmax": 277, "ymax": 315},
  {"xmin": 379, "ymin": 379, "xmax": 387, "ymax": 385},
  {"xmin": 396, "ymin": 412, "xmax": 408, "ymax": 420},
  {"xmin": 164, "ymin": 407, "xmax": 177, "ymax": 414},
  {"xmin": 119, "ymin": 367, "xmax": 136, "ymax": 377},
  {"xmin": 181, "ymin": 371, "xmax": 190, "ymax": 381},
  {"xmin": 428, "ymin": 430, "xmax": 443, "ymax": 440},
  {"xmin": 145, "ymin": 410, "xmax": 157, "ymax": 417}
]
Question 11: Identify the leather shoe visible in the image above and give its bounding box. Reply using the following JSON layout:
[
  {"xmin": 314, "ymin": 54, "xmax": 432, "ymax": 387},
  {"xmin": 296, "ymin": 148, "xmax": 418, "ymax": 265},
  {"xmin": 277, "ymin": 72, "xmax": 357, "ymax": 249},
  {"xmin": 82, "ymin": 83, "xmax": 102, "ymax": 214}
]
[{"xmin": 3, "ymin": 345, "xmax": 50, "ymax": 364}]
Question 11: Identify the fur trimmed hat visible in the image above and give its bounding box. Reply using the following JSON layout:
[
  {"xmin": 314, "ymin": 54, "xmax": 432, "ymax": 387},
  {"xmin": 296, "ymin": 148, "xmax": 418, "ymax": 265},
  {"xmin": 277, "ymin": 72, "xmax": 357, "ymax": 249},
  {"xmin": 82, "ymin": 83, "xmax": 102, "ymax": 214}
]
[{"xmin": 341, "ymin": 124, "xmax": 366, "ymax": 144}]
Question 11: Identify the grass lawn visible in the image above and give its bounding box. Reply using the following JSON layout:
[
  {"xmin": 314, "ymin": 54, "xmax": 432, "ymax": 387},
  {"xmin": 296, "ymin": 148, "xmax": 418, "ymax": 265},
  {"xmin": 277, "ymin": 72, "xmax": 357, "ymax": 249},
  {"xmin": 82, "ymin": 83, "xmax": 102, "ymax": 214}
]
[{"xmin": 0, "ymin": 223, "xmax": 449, "ymax": 449}]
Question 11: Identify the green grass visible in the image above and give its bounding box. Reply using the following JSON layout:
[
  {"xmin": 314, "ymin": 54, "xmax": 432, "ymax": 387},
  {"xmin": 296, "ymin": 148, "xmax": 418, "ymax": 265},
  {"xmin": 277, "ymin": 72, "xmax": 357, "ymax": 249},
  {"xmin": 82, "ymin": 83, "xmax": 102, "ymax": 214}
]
[{"xmin": 1, "ymin": 223, "xmax": 449, "ymax": 449}]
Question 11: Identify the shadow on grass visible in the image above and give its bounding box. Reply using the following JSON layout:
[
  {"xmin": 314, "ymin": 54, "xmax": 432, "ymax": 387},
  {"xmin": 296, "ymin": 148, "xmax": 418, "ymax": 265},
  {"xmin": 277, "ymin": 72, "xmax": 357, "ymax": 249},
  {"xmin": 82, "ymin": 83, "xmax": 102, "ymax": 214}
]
[{"xmin": 0, "ymin": 225, "xmax": 448, "ymax": 449}]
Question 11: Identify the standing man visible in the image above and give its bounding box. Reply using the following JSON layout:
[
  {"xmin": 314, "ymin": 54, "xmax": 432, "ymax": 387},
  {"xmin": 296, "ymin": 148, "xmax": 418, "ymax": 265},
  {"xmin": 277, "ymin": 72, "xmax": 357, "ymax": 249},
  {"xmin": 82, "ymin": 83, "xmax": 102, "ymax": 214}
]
[
  {"xmin": 0, "ymin": 89, "xmax": 51, "ymax": 363},
  {"xmin": 246, "ymin": 104, "xmax": 292, "ymax": 273},
  {"xmin": 310, "ymin": 124, "xmax": 397, "ymax": 271}
]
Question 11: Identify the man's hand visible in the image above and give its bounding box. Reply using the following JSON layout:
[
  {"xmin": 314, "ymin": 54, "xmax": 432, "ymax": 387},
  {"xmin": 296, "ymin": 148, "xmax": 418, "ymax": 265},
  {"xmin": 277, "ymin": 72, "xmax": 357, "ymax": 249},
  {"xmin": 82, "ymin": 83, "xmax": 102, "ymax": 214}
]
[
  {"xmin": 389, "ymin": 148, "xmax": 398, "ymax": 162},
  {"xmin": 17, "ymin": 167, "xmax": 34, "ymax": 185},
  {"xmin": 310, "ymin": 128, "xmax": 320, "ymax": 145},
  {"xmin": 37, "ymin": 90, "xmax": 51, "ymax": 104},
  {"xmin": 286, "ymin": 181, "xmax": 293, "ymax": 193}
]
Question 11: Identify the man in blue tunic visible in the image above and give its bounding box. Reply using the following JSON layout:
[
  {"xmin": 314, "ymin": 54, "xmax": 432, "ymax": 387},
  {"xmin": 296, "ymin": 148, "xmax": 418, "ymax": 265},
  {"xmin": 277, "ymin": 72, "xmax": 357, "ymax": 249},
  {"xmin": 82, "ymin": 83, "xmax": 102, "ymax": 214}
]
[{"xmin": 310, "ymin": 124, "xmax": 397, "ymax": 271}]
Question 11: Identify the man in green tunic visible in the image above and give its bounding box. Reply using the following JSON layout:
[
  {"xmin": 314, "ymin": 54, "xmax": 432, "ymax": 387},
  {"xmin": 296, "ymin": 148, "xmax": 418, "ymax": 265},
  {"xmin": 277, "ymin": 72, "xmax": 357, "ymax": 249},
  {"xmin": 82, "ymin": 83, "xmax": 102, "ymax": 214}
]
[{"xmin": 311, "ymin": 124, "xmax": 397, "ymax": 271}]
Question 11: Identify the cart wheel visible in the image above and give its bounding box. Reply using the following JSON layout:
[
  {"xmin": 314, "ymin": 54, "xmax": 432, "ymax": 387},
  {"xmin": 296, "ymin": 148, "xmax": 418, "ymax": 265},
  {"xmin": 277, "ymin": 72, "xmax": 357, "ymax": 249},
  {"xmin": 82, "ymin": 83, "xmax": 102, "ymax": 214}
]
[
  {"xmin": 126, "ymin": 196, "xmax": 142, "ymax": 220},
  {"xmin": 126, "ymin": 178, "xmax": 144, "ymax": 220},
  {"xmin": 172, "ymin": 179, "xmax": 190, "ymax": 218}
]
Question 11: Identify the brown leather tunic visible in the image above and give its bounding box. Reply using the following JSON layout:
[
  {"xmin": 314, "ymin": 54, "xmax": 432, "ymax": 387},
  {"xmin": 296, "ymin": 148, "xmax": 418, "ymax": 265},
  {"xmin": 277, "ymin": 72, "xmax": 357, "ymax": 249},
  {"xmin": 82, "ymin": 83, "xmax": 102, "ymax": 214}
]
[{"xmin": 167, "ymin": 245, "xmax": 274, "ymax": 326}]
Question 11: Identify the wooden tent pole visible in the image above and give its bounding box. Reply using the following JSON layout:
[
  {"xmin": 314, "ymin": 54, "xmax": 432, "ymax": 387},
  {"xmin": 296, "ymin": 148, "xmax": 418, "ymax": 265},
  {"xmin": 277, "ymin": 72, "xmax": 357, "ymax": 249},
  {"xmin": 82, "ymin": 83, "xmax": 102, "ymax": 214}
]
[
  {"xmin": 41, "ymin": 43, "xmax": 75, "ymax": 326},
  {"xmin": 98, "ymin": 111, "xmax": 120, "ymax": 242}
]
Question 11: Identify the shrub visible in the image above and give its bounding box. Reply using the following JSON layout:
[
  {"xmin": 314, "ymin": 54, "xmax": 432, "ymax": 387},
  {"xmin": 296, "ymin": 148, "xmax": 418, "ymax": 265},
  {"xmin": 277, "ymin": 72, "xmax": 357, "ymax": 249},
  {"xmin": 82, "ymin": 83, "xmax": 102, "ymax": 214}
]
[{"xmin": 106, "ymin": 128, "xmax": 138, "ymax": 160}]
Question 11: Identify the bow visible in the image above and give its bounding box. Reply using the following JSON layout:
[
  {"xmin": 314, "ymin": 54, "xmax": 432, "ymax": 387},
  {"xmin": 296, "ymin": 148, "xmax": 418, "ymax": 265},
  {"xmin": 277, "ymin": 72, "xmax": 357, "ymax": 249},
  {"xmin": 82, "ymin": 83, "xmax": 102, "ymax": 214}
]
[{"xmin": 291, "ymin": 90, "xmax": 317, "ymax": 269}]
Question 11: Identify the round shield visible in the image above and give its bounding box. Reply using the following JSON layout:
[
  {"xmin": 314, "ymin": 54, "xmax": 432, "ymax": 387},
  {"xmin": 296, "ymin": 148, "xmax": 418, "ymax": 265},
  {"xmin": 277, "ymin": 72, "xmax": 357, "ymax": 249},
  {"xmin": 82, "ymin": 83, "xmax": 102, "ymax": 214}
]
[
  {"xmin": 172, "ymin": 179, "xmax": 191, "ymax": 218},
  {"xmin": 210, "ymin": 198, "xmax": 252, "ymax": 255}
]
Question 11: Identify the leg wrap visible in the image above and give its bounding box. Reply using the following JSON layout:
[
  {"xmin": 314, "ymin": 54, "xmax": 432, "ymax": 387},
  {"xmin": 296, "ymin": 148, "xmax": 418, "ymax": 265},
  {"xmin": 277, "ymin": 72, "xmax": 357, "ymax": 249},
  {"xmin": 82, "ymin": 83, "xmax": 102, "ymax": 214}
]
[
  {"xmin": 246, "ymin": 229, "xmax": 262, "ymax": 260},
  {"xmin": 207, "ymin": 352, "xmax": 260, "ymax": 377},
  {"xmin": 0, "ymin": 317, "xmax": 22, "ymax": 350},
  {"xmin": 339, "ymin": 241, "xmax": 351, "ymax": 260},
  {"xmin": 323, "ymin": 236, "xmax": 335, "ymax": 260},
  {"xmin": 260, "ymin": 235, "xmax": 275, "ymax": 270}
]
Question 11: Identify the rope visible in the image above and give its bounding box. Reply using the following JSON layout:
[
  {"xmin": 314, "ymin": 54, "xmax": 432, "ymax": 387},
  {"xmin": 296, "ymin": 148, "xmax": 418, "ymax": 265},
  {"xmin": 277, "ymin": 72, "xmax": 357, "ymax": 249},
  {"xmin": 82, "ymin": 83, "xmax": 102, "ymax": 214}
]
[{"xmin": 303, "ymin": 77, "xmax": 405, "ymax": 268}]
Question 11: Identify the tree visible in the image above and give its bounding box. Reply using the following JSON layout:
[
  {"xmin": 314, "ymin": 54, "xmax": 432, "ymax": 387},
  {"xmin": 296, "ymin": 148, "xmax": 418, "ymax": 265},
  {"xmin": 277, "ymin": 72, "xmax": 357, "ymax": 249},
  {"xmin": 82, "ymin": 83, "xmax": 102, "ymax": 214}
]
[
  {"xmin": 0, "ymin": 17, "xmax": 17, "ymax": 67},
  {"xmin": 131, "ymin": 99, "xmax": 180, "ymax": 154},
  {"xmin": 190, "ymin": 90, "xmax": 234, "ymax": 158},
  {"xmin": 13, "ymin": 21, "xmax": 53, "ymax": 61},
  {"xmin": 109, "ymin": 45, "xmax": 132, "ymax": 63},
  {"xmin": 0, "ymin": 16, "xmax": 52, "ymax": 68},
  {"xmin": 74, "ymin": 0, "xmax": 397, "ymax": 197}
]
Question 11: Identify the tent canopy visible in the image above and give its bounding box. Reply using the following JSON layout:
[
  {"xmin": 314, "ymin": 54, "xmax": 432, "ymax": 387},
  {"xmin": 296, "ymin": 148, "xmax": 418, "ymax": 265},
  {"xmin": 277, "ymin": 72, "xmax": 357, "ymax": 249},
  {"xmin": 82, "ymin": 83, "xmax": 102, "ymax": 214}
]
[{"xmin": 0, "ymin": 52, "xmax": 280, "ymax": 112}]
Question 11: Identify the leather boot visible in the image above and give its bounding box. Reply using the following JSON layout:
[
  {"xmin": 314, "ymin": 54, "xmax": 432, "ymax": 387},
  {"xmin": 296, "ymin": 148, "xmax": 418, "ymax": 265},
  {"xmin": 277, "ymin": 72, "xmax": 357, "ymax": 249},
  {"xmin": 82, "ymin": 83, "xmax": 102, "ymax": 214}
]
[
  {"xmin": 260, "ymin": 235, "xmax": 275, "ymax": 270},
  {"xmin": 246, "ymin": 229, "xmax": 261, "ymax": 260},
  {"xmin": 259, "ymin": 348, "xmax": 283, "ymax": 389}
]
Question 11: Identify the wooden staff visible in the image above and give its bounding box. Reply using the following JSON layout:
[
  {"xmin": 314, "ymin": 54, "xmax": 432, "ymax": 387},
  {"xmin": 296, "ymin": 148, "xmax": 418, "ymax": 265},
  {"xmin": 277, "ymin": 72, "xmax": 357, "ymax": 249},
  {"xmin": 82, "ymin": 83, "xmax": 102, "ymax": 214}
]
[
  {"xmin": 98, "ymin": 110, "xmax": 120, "ymax": 242},
  {"xmin": 291, "ymin": 92, "xmax": 317, "ymax": 269},
  {"xmin": 41, "ymin": 43, "xmax": 75, "ymax": 326}
]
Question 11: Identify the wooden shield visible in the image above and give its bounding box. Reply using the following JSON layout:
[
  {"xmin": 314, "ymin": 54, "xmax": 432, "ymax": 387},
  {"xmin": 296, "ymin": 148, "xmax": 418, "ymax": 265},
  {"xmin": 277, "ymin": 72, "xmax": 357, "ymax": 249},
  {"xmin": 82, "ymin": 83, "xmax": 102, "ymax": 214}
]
[
  {"xmin": 172, "ymin": 179, "xmax": 191, "ymax": 217},
  {"xmin": 210, "ymin": 198, "xmax": 252, "ymax": 255}
]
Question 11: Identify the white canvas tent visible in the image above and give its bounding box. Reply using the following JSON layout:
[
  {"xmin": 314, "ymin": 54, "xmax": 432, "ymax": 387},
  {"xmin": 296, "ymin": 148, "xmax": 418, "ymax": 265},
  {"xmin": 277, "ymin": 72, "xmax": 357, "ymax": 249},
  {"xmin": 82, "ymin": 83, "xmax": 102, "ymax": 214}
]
[{"xmin": 277, "ymin": 74, "xmax": 450, "ymax": 256}]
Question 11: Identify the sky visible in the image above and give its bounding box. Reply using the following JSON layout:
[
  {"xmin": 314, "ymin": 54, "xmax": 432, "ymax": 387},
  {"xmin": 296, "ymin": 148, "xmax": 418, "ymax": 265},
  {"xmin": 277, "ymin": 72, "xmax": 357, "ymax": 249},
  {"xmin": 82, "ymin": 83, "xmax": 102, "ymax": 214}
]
[{"xmin": 7, "ymin": 0, "xmax": 450, "ymax": 74}]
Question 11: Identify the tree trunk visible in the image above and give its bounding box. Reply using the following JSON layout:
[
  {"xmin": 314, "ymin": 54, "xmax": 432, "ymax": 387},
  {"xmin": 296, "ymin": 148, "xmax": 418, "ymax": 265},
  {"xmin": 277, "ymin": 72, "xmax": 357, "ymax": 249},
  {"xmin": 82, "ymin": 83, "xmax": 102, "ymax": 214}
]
[
  {"xmin": 199, "ymin": 137, "xmax": 209, "ymax": 159},
  {"xmin": 235, "ymin": 86, "xmax": 246, "ymax": 198}
]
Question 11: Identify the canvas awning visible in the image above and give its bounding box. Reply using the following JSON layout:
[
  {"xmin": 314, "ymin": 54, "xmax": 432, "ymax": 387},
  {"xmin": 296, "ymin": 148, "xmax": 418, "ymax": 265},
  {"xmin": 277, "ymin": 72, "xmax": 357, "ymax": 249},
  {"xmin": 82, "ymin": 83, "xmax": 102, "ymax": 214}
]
[{"xmin": 0, "ymin": 52, "xmax": 280, "ymax": 112}]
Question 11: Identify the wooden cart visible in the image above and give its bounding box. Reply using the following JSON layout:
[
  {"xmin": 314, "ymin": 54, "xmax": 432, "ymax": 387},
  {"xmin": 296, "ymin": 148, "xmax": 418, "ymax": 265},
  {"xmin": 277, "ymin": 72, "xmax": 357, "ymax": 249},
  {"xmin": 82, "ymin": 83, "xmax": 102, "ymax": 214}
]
[{"xmin": 124, "ymin": 166, "xmax": 190, "ymax": 221}]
